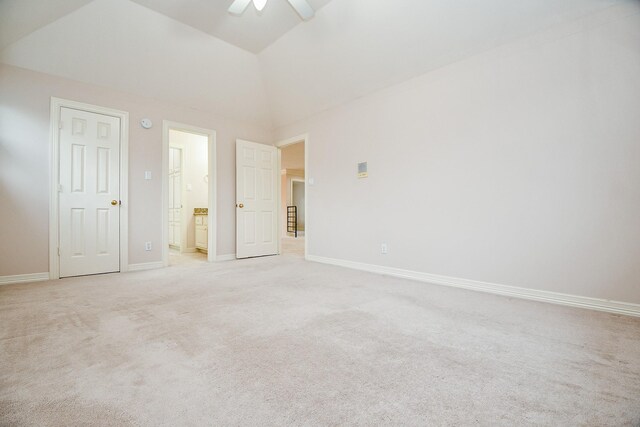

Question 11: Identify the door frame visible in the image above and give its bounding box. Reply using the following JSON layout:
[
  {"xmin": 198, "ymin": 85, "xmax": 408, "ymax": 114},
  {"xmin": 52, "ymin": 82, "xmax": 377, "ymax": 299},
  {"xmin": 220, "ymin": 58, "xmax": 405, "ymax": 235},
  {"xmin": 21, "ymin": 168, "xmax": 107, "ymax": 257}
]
[
  {"xmin": 275, "ymin": 133, "xmax": 309, "ymax": 258},
  {"xmin": 162, "ymin": 121, "xmax": 217, "ymax": 265},
  {"xmin": 48, "ymin": 97, "xmax": 130, "ymax": 280}
]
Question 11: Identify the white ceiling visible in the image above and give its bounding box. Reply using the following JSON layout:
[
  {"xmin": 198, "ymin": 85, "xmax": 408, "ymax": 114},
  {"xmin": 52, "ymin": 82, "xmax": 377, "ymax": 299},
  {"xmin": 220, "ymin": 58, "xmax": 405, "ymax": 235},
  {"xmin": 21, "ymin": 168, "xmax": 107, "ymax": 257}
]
[
  {"xmin": 0, "ymin": 0, "xmax": 92, "ymax": 49},
  {"xmin": 1, "ymin": 0, "xmax": 634, "ymax": 129},
  {"xmin": 130, "ymin": 0, "xmax": 334, "ymax": 53},
  {"xmin": 259, "ymin": 0, "xmax": 627, "ymax": 127},
  {"xmin": 0, "ymin": 0, "xmax": 271, "ymax": 126},
  {"xmin": 0, "ymin": 0, "xmax": 334, "ymax": 54}
]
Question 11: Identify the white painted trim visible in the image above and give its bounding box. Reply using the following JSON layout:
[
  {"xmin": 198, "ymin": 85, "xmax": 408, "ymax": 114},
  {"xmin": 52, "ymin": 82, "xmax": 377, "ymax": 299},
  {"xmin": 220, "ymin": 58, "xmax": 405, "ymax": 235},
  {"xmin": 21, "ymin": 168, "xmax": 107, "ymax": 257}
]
[
  {"xmin": 307, "ymin": 255, "xmax": 640, "ymax": 318},
  {"xmin": 275, "ymin": 134, "xmax": 309, "ymax": 258},
  {"xmin": 275, "ymin": 134, "xmax": 307, "ymax": 148},
  {"xmin": 162, "ymin": 121, "xmax": 217, "ymax": 266},
  {"xmin": 49, "ymin": 97, "xmax": 129, "ymax": 280},
  {"xmin": 127, "ymin": 262, "xmax": 164, "ymax": 272},
  {"xmin": 216, "ymin": 253, "xmax": 236, "ymax": 261},
  {"xmin": 0, "ymin": 273, "xmax": 50, "ymax": 286}
]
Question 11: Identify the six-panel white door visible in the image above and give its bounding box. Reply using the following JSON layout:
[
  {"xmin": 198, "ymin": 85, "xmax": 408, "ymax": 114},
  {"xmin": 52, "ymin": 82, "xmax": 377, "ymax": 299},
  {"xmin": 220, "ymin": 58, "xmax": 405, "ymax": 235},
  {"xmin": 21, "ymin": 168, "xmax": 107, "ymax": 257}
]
[
  {"xmin": 59, "ymin": 107, "xmax": 121, "ymax": 277},
  {"xmin": 236, "ymin": 140, "xmax": 278, "ymax": 259}
]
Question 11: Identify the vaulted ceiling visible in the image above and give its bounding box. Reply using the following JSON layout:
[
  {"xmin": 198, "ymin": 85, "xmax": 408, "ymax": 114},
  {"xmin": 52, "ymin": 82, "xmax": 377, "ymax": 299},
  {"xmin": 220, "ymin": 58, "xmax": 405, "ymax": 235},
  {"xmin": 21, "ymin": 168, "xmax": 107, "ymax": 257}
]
[
  {"xmin": 0, "ymin": 0, "xmax": 93, "ymax": 50},
  {"xmin": 1, "ymin": 0, "xmax": 632, "ymax": 129},
  {"xmin": 129, "ymin": 0, "xmax": 334, "ymax": 53}
]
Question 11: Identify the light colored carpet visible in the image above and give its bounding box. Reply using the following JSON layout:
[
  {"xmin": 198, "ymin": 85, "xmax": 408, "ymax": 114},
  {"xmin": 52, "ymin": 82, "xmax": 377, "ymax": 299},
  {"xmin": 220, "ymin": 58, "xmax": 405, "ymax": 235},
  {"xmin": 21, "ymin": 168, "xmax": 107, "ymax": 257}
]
[{"xmin": 1, "ymin": 253, "xmax": 639, "ymax": 426}]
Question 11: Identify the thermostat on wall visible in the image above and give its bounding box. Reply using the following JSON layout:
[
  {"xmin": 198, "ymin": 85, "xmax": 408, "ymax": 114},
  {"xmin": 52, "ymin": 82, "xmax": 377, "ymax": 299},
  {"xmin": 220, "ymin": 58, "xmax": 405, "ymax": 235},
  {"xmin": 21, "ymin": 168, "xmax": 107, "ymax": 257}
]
[
  {"xmin": 358, "ymin": 161, "xmax": 368, "ymax": 178},
  {"xmin": 140, "ymin": 118, "xmax": 153, "ymax": 129}
]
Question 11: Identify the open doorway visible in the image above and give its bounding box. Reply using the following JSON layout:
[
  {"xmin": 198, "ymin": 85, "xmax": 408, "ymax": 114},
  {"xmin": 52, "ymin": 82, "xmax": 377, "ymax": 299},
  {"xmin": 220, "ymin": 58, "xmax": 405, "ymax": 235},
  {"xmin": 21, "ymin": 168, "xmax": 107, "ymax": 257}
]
[
  {"xmin": 162, "ymin": 122, "xmax": 217, "ymax": 266},
  {"xmin": 277, "ymin": 137, "xmax": 307, "ymax": 257}
]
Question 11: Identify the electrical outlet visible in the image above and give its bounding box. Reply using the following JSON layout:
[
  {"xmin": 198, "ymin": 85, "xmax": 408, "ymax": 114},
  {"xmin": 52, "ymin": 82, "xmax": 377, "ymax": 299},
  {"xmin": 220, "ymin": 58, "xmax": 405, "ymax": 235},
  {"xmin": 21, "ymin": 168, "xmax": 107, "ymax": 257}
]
[
  {"xmin": 145, "ymin": 242, "xmax": 152, "ymax": 251},
  {"xmin": 381, "ymin": 243, "xmax": 388, "ymax": 254}
]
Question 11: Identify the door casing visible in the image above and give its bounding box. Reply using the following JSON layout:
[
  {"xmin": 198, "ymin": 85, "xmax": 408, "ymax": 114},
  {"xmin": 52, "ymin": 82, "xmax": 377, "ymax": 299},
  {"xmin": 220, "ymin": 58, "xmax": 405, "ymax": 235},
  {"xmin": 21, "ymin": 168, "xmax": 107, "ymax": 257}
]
[{"xmin": 49, "ymin": 97, "xmax": 129, "ymax": 279}]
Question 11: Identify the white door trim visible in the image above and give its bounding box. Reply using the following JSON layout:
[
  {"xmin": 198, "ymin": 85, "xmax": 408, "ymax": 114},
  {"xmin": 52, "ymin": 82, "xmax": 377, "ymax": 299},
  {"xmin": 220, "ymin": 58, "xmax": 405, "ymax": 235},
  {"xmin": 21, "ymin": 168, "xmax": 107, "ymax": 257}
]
[
  {"xmin": 275, "ymin": 134, "xmax": 309, "ymax": 258},
  {"xmin": 162, "ymin": 121, "xmax": 217, "ymax": 265},
  {"xmin": 49, "ymin": 97, "xmax": 129, "ymax": 280}
]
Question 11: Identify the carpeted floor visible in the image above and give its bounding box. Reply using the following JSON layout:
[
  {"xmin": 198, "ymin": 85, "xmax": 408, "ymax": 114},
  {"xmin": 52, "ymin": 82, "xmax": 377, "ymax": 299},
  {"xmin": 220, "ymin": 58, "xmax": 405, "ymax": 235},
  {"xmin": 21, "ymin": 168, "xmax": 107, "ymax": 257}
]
[{"xmin": 1, "ymin": 251, "xmax": 639, "ymax": 426}]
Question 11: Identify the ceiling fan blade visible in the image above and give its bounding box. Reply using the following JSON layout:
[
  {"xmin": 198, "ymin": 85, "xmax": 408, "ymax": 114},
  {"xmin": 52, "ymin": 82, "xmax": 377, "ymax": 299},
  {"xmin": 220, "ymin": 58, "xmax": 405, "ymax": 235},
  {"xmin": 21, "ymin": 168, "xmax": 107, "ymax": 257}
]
[
  {"xmin": 228, "ymin": 0, "xmax": 252, "ymax": 15},
  {"xmin": 287, "ymin": 0, "xmax": 314, "ymax": 20}
]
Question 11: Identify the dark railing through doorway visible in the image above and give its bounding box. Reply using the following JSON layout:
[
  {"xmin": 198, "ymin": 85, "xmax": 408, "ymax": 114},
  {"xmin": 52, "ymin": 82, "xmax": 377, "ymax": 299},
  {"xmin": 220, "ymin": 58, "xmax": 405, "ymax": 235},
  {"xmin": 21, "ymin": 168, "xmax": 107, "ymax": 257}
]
[{"xmin": 287, "ymin": 206, "xmax": 298, "ymax": 238}]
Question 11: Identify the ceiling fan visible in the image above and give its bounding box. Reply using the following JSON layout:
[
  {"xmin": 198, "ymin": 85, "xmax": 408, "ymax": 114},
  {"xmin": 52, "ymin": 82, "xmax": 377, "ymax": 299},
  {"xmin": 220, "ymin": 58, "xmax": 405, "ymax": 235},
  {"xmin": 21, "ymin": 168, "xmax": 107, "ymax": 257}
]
[{"xmin": 228, "ymin": 0, "xmax": 315, "ymax": 20}]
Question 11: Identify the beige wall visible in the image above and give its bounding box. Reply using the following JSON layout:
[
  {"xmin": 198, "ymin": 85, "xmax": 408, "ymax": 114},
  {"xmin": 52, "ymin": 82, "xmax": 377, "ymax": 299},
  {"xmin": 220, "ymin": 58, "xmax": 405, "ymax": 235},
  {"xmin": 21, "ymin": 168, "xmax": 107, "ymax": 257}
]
[
  {"xmin": 280, "ymin": 142, "xmax": 305, "ymax": 170},
  {"xmin": 274, "ymin": 10, "xmax": 640, "ymax": 304},
  {"xmin": 0, "ymin": 64, "xmax": 271, "ymax": 275}
]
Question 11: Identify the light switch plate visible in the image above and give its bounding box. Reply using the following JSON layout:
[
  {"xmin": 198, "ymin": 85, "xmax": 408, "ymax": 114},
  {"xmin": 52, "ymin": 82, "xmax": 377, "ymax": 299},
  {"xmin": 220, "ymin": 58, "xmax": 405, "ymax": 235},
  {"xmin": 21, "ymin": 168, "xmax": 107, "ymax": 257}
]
[{"xmin": 144, "ymin": 171, "xmax": 152, "ymax": 180}]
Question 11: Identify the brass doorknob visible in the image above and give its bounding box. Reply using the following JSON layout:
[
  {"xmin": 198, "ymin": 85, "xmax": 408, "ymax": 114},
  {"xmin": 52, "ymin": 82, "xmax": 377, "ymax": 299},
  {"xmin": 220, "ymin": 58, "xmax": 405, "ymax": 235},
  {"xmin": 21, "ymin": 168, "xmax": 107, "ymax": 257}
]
[
  {"xmin": 238, "ymin": 203, "xmax": 244, "ymax": 208},
  {"xmin": 111, "ymin": 200, "xmax": 118, "ymax": 206}
]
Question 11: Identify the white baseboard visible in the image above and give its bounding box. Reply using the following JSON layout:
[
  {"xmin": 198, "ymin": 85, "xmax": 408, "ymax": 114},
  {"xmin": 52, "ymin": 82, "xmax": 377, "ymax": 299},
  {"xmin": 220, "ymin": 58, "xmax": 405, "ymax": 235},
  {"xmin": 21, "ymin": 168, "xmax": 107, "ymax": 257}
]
[
  {"xmin": 128, "ymin": 261, "xmax": 164, "ymax": 272},
  {"xmin": 307, "ymin": 255, "xmax": 640, "ymax": 318},
  {"xmin": 0, "ymin": 272, "xmax": 50, "ymax": 286},
  {"xmin": 216, "ymin": 253, "xmax": 236, "ymax": 262}
]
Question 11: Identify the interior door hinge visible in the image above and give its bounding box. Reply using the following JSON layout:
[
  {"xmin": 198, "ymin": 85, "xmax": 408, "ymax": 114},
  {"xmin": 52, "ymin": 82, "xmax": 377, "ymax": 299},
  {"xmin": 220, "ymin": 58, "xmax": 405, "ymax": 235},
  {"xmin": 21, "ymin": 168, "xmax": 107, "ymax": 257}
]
[
  {"xmin": 59, "ymin": 121, "xmax": 63, "ymax": 129},
  {"xmin": 58, "ymin": 248, "xmax": 60, "ymax": 256}
]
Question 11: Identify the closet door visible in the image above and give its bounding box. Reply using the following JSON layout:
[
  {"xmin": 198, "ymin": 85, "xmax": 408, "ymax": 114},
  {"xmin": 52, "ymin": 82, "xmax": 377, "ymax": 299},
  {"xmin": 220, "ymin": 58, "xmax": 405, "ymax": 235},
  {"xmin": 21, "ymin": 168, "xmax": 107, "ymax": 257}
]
[{"xmin": 58, "ymin": 107, "xmax": 121, "ymax": 277}]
